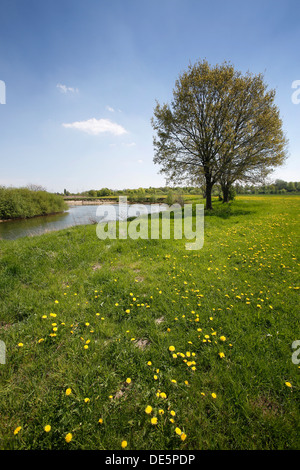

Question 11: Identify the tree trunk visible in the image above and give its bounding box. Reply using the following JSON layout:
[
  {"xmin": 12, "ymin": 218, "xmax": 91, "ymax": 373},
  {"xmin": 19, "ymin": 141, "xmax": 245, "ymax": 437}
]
[
  {"xmin": 222, "ymin": 185, "xmax": 230, "ymax": 203},
  {"xmin": 205, "ymin": 180, "xmax": 213, "ymax": 210}
]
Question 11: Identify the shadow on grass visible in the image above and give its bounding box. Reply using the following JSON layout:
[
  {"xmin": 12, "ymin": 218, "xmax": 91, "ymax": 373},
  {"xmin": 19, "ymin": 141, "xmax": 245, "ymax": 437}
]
[{"xmin": 204, "ymin": 202, "xmax": 253, "ymax": 219}]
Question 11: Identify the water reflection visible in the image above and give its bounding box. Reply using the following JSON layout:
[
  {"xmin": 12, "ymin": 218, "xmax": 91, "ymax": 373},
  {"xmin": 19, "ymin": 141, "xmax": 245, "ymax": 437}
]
[{"xmin": 0, "ymin": 204, "xmax": 165, "ymax": 240}]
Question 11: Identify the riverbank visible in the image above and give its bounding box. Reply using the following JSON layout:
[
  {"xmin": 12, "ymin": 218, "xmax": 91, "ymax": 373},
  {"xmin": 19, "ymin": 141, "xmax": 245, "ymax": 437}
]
[
  {"xmin": 0, "ymin": 196, "xmax": 299, "ymax": 450},
  {"xmin": 65, "ymin": 198, "xmax": 118, "ymax": 206}
]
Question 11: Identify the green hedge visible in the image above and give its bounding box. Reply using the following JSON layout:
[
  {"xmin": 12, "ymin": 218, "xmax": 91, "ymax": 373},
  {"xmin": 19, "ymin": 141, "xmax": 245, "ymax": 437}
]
[{"xmin": 0, "ymin": 187, "xmax": 68, "ymax": 220}]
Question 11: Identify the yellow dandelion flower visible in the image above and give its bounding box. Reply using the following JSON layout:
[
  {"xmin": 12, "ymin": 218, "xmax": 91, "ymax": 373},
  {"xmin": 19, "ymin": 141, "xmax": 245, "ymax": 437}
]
[
  {"xmin": 151, "ymin": 417, "xmax": 158, "ymax": 425},
  {"xmin": 175, "ymin": 427, "xmax": 182, "ymax": 435},
  {"xmin": 65, "ymin": 433, "xmax": 72, "ymax": 443},
  {"xmin": 14, "ymin": 426, "xmax": 22, "ymax": 435},
  {"xmin": 84, "ymin": 398, "xmax": 90, "ymax": 403},
  {"xmin": 65, "ymin": 388, "xmax": 72, "ymax": 396},
  {"xmin": 121, "ymin": 440, "xmax": 127, "ymax": 448},
  {"xmin": 181, "ymin": 432, "xmax": 187, "ymax": 441},
  {"xmin": 169, "ymin": 345, "xmax": 175, "ymax": 352},
  {"xmin": 145, "ymin": 405, "xmax": 152, "ymax": 414},
  {"xmin": 126, "ymin": 378, "xmax": 131, "ymax": 384},
  {"xmin": 44, "ymin": 425, "xmax": 51, "ymax": 432},
  {"xmin": 98, "ymin": 418, "xmax": 103, "ymax": 424},
  {"xmin": 285, "ymin": 382, "xmax": 292, "ymax": 388},
  {"xmin": 211, "ymin": 392, "xmax": 217, "ymax": 399},
  {"xmin": 220, "ymin": 336, "xmax": 226, "ymax": 341}
]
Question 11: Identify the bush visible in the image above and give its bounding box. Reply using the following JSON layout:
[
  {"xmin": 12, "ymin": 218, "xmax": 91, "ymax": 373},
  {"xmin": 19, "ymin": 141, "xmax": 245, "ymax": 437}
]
[{"xmin": 0, "ymin": 187, "xmax": 68, "ymax": 220}]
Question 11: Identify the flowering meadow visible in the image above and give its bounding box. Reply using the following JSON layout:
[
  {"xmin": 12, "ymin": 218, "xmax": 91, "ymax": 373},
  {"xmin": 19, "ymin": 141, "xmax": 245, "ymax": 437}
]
[{"xmin": 0, "ymin": 195, "xmax": 299, "ymax": 449}]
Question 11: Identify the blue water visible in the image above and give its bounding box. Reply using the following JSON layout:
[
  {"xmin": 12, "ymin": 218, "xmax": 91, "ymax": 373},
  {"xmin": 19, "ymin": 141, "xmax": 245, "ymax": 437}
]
[{"xmin": 0, "ymin": 203, "xmax": 165, "ymax": 240}]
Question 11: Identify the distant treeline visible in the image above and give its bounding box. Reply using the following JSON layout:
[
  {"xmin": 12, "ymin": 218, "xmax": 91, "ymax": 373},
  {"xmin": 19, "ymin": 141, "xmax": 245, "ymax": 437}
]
[
  {"xmin": 60, "ymin": 179, "xmax": 300, "ymax": 201},
  {"xmin": 233, "ymin": 179, "xmax": 300, "ymax": 195},
  {"xmin": 0, "ymin": 186, "xmax": 68, "ymax": 220},
  {"xmin": 62, "ymin": 186, "xmax": 201, "ymax": 198}
]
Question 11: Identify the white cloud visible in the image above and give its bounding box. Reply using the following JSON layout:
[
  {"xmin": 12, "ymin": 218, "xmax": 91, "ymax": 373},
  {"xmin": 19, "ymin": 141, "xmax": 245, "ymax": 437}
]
[
  {"xmin": 62, "ymin": 118, "xmax": 127, "ymax": 136},
  {"xmin": 57, "ymin": 83, "xmax": 79, "ymax": 93},
  {"xmin": 106, "ymin": 105, "xmax": 115, "ymax": 112},
  {"xmin": 122, "ymin": 142, "xmax": 136, "ymax": 147}
]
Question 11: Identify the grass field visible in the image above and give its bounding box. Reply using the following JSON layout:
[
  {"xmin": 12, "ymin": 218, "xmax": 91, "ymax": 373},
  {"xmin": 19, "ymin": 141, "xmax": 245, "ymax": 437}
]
[{"xmin": 0, "ymin": 195, "xmax": 299, "ymax": 450}]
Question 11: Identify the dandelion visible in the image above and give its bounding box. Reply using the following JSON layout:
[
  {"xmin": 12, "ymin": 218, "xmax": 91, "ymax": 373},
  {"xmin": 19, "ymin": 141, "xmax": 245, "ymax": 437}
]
[
  {"xmin": 14, "ymin": 426, "xmax": 22, "ymax": 435},
  {"xmin": 18, "ymin": 343, "xmax": 23, "ymax": 347},
  {"xmin": 285, "ymin": 381, "xmax": 292, "ymax": 388},
  {"xmin": 218, "ymin": 352, "xmax": 225, "ymax": 358},
  {"xmin": 211, "ymin": 392, "xmax": 217, "ymax": 399},
  {"xmin": 98, "ymin": 418, "xmax": 103, "ymax": 424},
  {"xmin": 169, "ymin": 346, "xmax": 175, "ymax": 352},
  {"xmin": 84, "ymin": 398, "xmax": 90, "ymax": 403},
  {"xmin": 170, "ymin": 410, "xmax": 176, "ymax": 416},
  {"xmin": 181, "ymin": 432, "xmax": 187, "ymax": 441},
  {"xmin": 158, "ymin": 409, "xmax": 164, "ymax": 415},
  {"xmin": 65, "ymin": 388, "xmax": 72, "ymax": 396},
  {"xmin": 126, "ymin": 378, "xmax": 132, "ymax": 384},
  {"xmin": 220, "ymin": 336, "xmax": 226, "ymax": 341},
  {"xmin": 147, "ymin": 361, "xmax": 152, "ymax": 366},
  {"xmin": 175, "ymin": 427, "xmax": 182, "ymax": 435},
  {"xmin": 84, "ymin": 345, "xmax": 89, "ymax": 349},
  {"xmin": 151, "ymin": 417, "xmax": 158, "ymax": 425},
  {"xmin": 44, "ymin": 425, "xmax": 51, "ymax": 432},
  {"xmin": 121, "ymin": 440, "xmax": 127, "ymax": 448},
  {"xmin": 65, "ymin": 433, "xmax": 72, "ymax": 443},
  {"xmin": 160, "ymin": 392, "xmax": 167, "ymax": 399},
  {"xmin": 145, "ymin": 405, "xmax": 152, "ymax": 414}
]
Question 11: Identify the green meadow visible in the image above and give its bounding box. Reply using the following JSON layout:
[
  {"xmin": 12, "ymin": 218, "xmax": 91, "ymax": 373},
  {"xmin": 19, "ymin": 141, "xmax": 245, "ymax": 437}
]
[{"xmin": 0, "ymin": 195, "xmax": 299, "ymax": 450}]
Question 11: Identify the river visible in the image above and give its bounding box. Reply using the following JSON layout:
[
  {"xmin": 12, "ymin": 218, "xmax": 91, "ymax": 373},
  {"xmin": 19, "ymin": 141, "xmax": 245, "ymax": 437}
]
[{"xmin": 0, "ymin": 203, "xmax": 165, "ymax": 241}]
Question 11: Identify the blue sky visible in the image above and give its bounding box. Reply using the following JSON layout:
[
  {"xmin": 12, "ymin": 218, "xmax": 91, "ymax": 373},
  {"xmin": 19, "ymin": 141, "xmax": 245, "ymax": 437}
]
[{"xmin": 0, "ymin": 0, "xmax": 299, "ymax": 193}]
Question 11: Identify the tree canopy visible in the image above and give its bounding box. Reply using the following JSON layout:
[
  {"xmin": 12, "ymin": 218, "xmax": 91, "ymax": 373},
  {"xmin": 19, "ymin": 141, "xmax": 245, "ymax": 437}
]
[{"xmin": 151, "ymin": 60, "xmax": 288, "ymax": 209}]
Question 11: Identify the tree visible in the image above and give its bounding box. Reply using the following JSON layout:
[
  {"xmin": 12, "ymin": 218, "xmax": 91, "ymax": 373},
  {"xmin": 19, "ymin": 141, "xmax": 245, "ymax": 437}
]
[{"xmin": 151, "ymin": 60, "xmax": 288, "ymax": 209}]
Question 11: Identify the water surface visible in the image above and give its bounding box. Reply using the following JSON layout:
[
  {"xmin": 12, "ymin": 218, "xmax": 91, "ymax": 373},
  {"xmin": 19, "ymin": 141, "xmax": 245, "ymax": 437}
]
[{"xmin": 0, "ymin": 204, "xmax": 164, "ymax": 240}]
